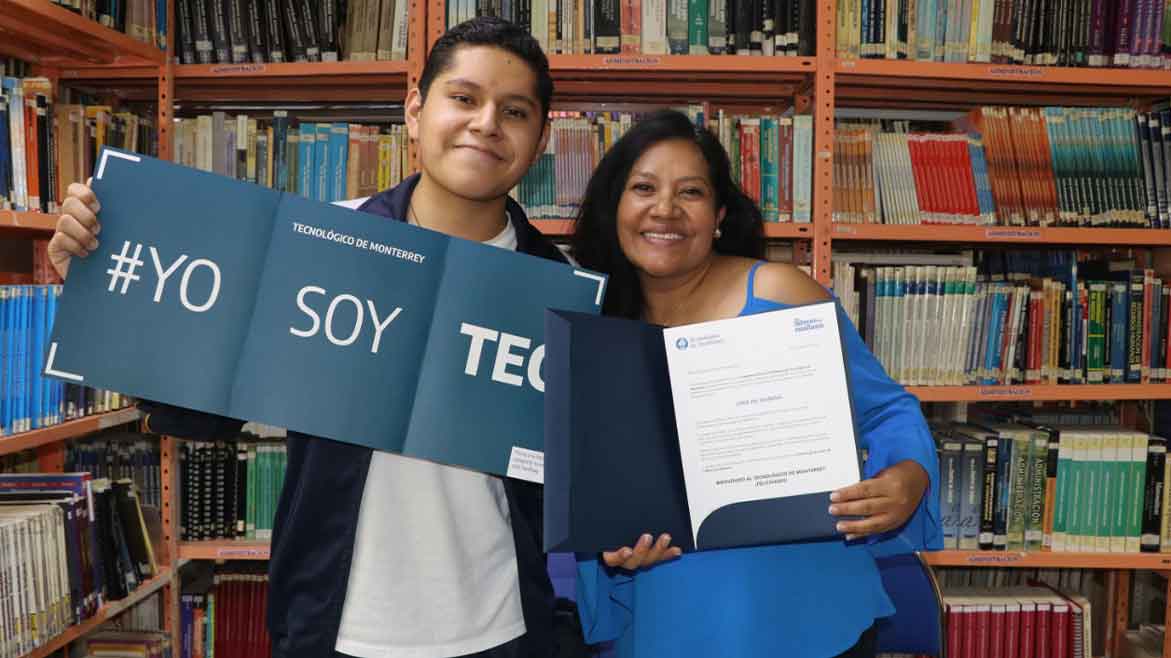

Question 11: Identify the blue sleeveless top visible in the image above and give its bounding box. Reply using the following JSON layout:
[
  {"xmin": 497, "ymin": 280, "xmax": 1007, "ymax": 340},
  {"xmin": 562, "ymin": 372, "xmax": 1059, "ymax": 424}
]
[{"xmin": 575, "ymin": 261, "xmax": 941, "ymax": 657}]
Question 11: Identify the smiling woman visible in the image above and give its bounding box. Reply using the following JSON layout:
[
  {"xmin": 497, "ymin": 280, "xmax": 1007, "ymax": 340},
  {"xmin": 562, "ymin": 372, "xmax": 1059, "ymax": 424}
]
[{"xmin": 568, "ymin": 109, "xmax": 941, "ymax": 658}]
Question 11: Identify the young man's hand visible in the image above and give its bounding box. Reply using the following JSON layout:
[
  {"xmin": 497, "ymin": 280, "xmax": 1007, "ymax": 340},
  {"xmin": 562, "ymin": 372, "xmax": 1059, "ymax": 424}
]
[
  {"xmin": 49, "ymin": 179, "xmax": 102, "ymax": 280},
  {"xmin": 601, "ymin": 533, "xmax": 683, "ymax": 571}
]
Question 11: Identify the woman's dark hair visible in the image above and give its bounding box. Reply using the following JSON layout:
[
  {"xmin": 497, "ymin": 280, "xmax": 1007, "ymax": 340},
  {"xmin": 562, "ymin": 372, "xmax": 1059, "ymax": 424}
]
[{"xmin": 570, "ymin": 109, "xmax": 765, "ymax": 319}]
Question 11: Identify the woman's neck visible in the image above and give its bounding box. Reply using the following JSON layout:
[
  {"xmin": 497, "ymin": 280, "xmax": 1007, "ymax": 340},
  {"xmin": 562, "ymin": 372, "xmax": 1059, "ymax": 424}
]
[
  {"xmin": 639, "ymin": 257, "xmax": 718, "ymax": 327},
  {"xmin": 410, "ymin": 174, "xmax": 509, "ymax": 242}
]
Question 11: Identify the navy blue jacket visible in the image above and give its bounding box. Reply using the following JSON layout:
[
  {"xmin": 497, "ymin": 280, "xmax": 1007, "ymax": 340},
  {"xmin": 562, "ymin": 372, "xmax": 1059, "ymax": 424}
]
[{"xmin": 142, "ymin": 174, "xmax": 563, "ymax": 658}]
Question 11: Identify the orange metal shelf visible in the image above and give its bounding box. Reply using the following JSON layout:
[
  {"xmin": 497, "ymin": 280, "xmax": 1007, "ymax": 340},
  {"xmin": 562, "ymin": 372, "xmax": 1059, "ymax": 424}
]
[
  {"xmin": 178, "ymin": 541, "xmax": 271, "ymax": 560},
  {"xmin": 924, "ymin": 550, "xmax": 1171, "ymax": 570},
  {"xmin": 907, "ymin": 384, "xmax": 1171, "ymax": 402},
  {"xmin": 532, "ymin": 219, "xmax": 813, "ymax": 238},
  {"xmin": 548, "ymin": 55, "xmax": 817, "ymax": 101},
  {"xmin": 835, "ymin": 58, "xmax": 1171, "ymax": 107},
  {"xmin": 21, "ymin": 566, "xmax": 173, "ymax": 658},
  {"xmin": 0, "ymin": 0, "xmax": 164, "ymax": 67},
  {"xmin": 831, "ymin": 223, "xmax": 1171, "ymax": 246},
  {"xmin": 0, "ymin": 210, "xmax": 57, "ymax": 235},
  {"xmin": 171, "ymin": 61, "xmax": 413, "ymax": 102},
  {"xmin": 0, "ymin": 407, "xmax": 141, "ymax": 457},
  {"xmin": 59, "ymin": 61, "xmax": 415, "ymax": 102}
]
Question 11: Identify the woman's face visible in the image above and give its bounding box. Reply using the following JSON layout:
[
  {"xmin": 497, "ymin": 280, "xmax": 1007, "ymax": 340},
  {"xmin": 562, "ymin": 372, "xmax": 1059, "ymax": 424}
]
[{"xmin": 615, "ymin": 139, "xmax": 726, "ymax": 279}]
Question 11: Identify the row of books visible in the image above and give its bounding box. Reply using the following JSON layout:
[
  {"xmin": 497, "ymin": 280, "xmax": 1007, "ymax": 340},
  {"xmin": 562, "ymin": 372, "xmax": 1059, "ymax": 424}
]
[
  {"xmin": 941, "ymin": 585, "xmax": 1092, "ymax": 658},
  {"xmin": 174, "ymin": 0, "xmax": 409, "ymax": 65},
  {"xmin": 514, "ymin": 109, "xmax": 813, "ymax": 221},
  {"xmin": 1, "ymin": 75, "xmax": 157, "ymax": 213},
  {"xmin": 836, "ymin": 0, "xmax": 1171, "ymax": 69},
  {"xmin": 449, "ymin": 0, "xmax": 816, "ymax": 55},
  {"xmin": 834, "ymin": 106, "xmax": 1171, "ymax": 228},
  {"xmin": 0, "ymin": 285, "xmax": 131, "ymax": 438},
  {"xmin": 0, "ymin": 472, "xmax": 159, "ymax": 658},
  {"xmin": 180, "ymin": 567, "xmax": 270, "ymax": 658},
  {"xmin": 933, "ymin": 415, "xmax": 1171, "ymax": 555},
  {"xmin": 66, "ymin": 434, "xmax": 163, "ymax": 510},
  {"xmin": 833, "ymin": 250, "xmax": 1171, "ymax": 386},
  {"xmin": 172, "ymin": 113, "xmax": 410, "ymax": 204},
  {"xmin": 78, "ymin": 631, "xmax": 173, "ymax": 658},
  {"xmin": 49, "ymin": 0, "xmax": 167, "ymax": 51},
  {"xmin": 178, "ymin": 439, "xmax": 286, "ymax": 542}
]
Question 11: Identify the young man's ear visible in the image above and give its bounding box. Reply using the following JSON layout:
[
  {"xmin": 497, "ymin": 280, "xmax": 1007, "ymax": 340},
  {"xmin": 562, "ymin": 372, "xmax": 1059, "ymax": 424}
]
[
  {"xmin": 404, "ymin": 87, "xmax": 423, "ymax": 142},
  {"xmin": 532, "ymin": 117, "xmax": 551, "ymax": 165}
]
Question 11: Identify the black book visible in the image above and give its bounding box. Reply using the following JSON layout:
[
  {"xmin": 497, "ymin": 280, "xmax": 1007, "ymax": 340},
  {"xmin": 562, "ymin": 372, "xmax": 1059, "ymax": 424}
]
[
  {"xmin": 281, "ymin": 0, "xmax": 309, "ymax": 61},
  {"xmin": 264, "ymin": 0, "xmax": 286, "ymax": 62},
  {"xmin": 245, "ymin": 0, "xmax": 268, "ymax": 63},
  {"xmin": 593, "ymin": 0, "xmax": 620, "ymax": 53},
  {"xmin": 177, "ymin": 0, "xmax": 199, "ymax": 63},
  {"xmin": 296, "ymin": 0, "xmax": 322, "ymax": 61},
  {"xmin": 319, "ymin": 0, "xmax": 338, "ymax": 60},
  {"xmin": 227, "ymin": 0, "xmax": 251, "ymax": 62},
  {"xmin": 1141, "ymin": 437, "xmax": 1166, "ymax": 552},
  {"xmin": 208, "ymin": 0, "xmax": 232, "ymax": 62},
  {"xmin": 733, "ymin": 0, "xmax": 752, "ymax": 52},
  {"xmin": 190, "ymin": 0, "xmax": 215, "ymax": 63},
  {"xmin": 796, "ymin": 0, "xmax": 813, "ymax": 56}
]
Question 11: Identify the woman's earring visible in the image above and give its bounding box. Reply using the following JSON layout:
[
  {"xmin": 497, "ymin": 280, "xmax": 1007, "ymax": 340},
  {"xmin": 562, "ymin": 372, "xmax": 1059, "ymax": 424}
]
[{"xmin": 713, "ymin": 227, "xmax": 722, "ymax": 239}]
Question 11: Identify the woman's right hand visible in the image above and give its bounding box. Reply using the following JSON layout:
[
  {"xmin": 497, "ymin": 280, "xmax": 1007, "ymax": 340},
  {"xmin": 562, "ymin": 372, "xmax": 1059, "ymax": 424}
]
[
  {"xmin": 49, "ymin": 180, "xmax": 102, "ymax": 281},
  {"xmin": 602, "ymin": 533, "xmax": 683, "ymax": 571}
]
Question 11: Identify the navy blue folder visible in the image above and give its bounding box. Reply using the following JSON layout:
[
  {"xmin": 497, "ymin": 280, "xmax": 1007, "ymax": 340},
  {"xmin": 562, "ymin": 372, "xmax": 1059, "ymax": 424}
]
[
  {"xmin": 543, "ymin": 304, "xmax": 866, "ymax": 550},
  {"xmin": 544, "ymin": 308, "xmax": 863, "ymax": 553}
]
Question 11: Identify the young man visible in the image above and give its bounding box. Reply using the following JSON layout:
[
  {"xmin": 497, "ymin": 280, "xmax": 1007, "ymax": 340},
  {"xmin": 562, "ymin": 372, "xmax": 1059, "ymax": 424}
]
[{"xmin": 49, "ymin": 17, "xmax": 566, "ymax": 658}]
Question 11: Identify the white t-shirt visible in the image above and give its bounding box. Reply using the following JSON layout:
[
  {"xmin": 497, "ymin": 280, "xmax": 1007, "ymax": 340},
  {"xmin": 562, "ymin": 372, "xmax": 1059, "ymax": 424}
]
[{"xmin": 334, "ymin": 209, "xmax": 525, "ymax": 658}]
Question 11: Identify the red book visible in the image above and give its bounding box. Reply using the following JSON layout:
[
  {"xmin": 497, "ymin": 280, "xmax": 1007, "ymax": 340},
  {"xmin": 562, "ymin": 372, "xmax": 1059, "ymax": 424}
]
[
  {"xmin": 1034, "ymin": 599, "xmax": 1051, "ymax": 658},
  {"xmin": 989, "ymin": 602, "xmax": 1006, "ymax": 658},
  {"xmin": 972, "ymin": 602, "xmax": 992, "ymax": 657},
  {"xmin": 1050, "ymin": 600, "xmax": 1070, "ymax": 658},
  {"xmin": 1004, "ymin": 599, "xmax": 1022, "ymax": 658},
  {"xmin": 946, "ymin": 597, "xmax": 965, "ymax": 658},
  {"xmin": 1018, "ymin": 597, "xmax": 1036, "ymax": 658}
]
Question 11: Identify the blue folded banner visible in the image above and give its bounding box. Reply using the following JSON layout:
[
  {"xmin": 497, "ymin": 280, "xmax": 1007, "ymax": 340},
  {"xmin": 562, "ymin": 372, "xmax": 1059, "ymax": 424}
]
[{"xmin": 45, "ymin": 147, "xmax": 607, "ymax": 481}]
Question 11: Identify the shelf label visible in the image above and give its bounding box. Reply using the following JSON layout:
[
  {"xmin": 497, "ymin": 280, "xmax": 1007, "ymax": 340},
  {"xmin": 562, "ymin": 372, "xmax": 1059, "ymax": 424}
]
[
  {"xmin": 834, "ymin": 225, "xmax": 856, "ymax": 234},
  {"xmin": 986, "ymin": 66, "xmax": 1046, "ymax": 79},
  {"xmin": 209, "ymin": 64, "xmax": 268, "ymax": 75},
  {"xmin": 600, "ymin": 55, "xmax": 664, "ymax": 67},
  {"xmin": 984, "ymin": 228, "xmax": 1042, "ymax": 240},
  {"xmin": 963, "ymin": 553, "xmax": 1027, "ymax": 564},
  {"xmin": 976, "ymin": 386, "xmax": 1033, "ymax": 398},
  {"xmin": 216, "ymin": 547, "xmax": 270, "ymax": 558}
]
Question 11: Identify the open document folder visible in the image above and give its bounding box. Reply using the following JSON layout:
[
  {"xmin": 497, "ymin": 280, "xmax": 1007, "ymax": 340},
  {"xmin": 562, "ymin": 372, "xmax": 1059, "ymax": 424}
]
[{"xmin": 544, "ymin": 301, "xmax": 863, "ymax": 552}]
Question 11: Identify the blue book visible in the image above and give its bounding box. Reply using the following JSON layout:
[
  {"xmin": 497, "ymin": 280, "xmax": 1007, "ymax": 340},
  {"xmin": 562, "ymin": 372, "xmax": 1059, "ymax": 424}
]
[
  {"xmin": 0, "ymin": 87, "xmax": 9, "ymax": 209},
  {"xmin": 1, "ymin": 288, "xmax": 9, "ymax": 433},
  {"xmin": 314, "ymin": 123, "xmax": 330, "ymax": 202},
  {"xmin": 16, "ymin": 287, "xmax": 27, "ymax": 432},
  {"xmin": 273, "ymin": 112, "xmax": 290, "ymax": 192},
  {"xmin": 330, "ymin": 123, "xmax": 349, "ymax": 203},
  {"xmin": 939, "ymin": 436, "xmax": 962, "ymax": 549},
  {"xmin": 47, "ymin": 147, "xmax": 607, "ymax": 479},
  {"xmin": 298, "ymin": 123, "xmax": 315, "ymax": 198},
  {"xmin": 1110, "ymin": 282, "xmax": 1129, "ymax": 382},
  {"xmin": 31, "ymin": 286, "xmax": 43, "ymax": 429}
]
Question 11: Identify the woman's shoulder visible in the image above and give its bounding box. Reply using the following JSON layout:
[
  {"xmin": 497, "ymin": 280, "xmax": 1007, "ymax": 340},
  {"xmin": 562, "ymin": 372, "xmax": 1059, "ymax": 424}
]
[{"xmin": 736, "ymin": 259, "xmax": 831, "ymax": 306}]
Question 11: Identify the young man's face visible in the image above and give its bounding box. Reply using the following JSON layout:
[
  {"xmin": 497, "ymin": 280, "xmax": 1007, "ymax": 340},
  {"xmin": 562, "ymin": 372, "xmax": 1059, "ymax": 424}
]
[{"xmin": 406, "ymin": 45, "xmax": 549, "ymax": 203}]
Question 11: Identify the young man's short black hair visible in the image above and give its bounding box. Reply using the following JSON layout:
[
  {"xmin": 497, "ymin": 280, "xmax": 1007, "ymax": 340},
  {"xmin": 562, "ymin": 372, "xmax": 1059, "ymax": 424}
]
[{"xmin": 419, "ymin": 16, "xmax": 554, "ymax": 119}]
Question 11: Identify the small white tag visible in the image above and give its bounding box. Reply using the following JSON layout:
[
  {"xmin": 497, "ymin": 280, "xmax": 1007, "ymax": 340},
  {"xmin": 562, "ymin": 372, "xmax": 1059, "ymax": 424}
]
[{"xmin": 507, "ymin": 447, "xmax": 544, "ymax": 484}]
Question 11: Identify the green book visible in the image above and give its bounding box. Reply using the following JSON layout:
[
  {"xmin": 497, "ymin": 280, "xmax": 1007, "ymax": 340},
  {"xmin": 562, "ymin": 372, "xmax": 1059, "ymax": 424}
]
[{"xmin": 688, "ymin": 0, "xmax": 709, "ymax": 53}]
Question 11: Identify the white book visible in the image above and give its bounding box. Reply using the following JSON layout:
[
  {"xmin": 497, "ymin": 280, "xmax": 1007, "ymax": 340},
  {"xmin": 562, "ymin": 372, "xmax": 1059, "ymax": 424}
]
[
  {"xmin": 390, "ymin": 0, "xmax": 410, "ymax": 60},
  {"xmin": 643, "ymin": 0, "xmax": 669, "ymax": 53}
]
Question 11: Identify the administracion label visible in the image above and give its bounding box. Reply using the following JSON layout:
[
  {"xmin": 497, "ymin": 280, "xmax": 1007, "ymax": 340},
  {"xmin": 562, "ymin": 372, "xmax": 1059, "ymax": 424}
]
[{"xmin": 507, "ymin": 446, "xmax": 545, "ymax": 484}]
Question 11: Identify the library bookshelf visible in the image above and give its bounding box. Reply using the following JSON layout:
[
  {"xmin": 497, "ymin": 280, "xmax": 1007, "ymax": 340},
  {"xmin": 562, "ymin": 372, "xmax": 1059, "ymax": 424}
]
[{"xmin": 6, "ymin": 0, "xmax": 1171, "ymax": 655}]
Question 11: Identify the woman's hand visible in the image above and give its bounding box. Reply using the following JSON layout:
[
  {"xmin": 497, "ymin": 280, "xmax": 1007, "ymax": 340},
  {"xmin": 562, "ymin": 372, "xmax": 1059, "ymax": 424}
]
[
  {"xmin": 602, "ymin": 533, "xmax": 683, "ymax": 571},
  {"xmin": 829, "ymin": 459, "xmax": 930, "ymax": 541}
]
